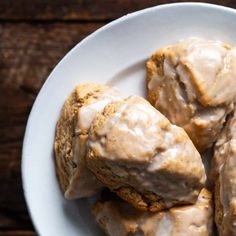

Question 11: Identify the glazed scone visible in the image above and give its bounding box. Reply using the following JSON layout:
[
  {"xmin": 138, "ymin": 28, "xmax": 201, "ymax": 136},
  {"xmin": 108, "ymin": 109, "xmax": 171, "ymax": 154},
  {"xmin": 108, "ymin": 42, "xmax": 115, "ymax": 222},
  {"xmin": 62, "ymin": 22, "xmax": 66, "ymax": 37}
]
[
  {"xmin": 211, "ymin": 109, "xmax": 236, "ymax": 179},
  {"xmin": 212, "ymin": 109, "xmax": 236, "ymax": 235},
  {"xmin": 92, "ymin": 188, "xmax": 213, "ymax": 236},
  {"xmin": 54, "ymin": 82, "xmax": 122, "ymax": 199},
  {"xmin": 146, "ymin": 37, "xmax": 236, "ymax": 152},
  {"xmin": 87, "ymin": 95, "xmax": 206, "ymax": 212}
]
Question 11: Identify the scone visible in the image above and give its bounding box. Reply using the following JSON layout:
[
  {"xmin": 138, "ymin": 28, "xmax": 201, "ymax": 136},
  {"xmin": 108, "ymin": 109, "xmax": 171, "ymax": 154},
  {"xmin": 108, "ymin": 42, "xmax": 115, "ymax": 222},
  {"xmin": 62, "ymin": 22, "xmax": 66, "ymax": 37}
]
[
  {"xmin": 92, "ymin": 188, "xmax": 213, "ymax": 236},
  {"xmin": 212, "ymin": 109, "xmax": 236, "ymax": 235},
  {"xmin": 146, "ymin": 37, "xmax": 236, "ymax": 152},
  {"xmin": 87, "ymin": 95, "xmax": 206, "ymax": 212},
  {"xmin": 211, "ymin": 109, "xmax": 236, "ymax": 179},
  {"xmin": 54, "ymin": 82, "xmax": 122, "ymax": 199}
]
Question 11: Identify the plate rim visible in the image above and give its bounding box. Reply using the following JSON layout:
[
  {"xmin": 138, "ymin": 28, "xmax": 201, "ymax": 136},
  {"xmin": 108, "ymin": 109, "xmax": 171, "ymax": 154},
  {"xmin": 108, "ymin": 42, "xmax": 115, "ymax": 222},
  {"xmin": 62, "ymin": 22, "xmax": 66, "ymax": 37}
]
[{"xmin": 21, "ymin": 2, "xmax": 236, "ymax": 235}]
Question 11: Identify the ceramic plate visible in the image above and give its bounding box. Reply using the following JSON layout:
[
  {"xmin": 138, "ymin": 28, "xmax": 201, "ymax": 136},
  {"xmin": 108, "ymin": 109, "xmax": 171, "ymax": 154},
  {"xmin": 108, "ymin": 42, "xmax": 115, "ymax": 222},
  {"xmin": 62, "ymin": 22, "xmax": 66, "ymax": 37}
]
[{"xmin": 22, "ymin": 3, "xmax": 236, "ymax": 235}]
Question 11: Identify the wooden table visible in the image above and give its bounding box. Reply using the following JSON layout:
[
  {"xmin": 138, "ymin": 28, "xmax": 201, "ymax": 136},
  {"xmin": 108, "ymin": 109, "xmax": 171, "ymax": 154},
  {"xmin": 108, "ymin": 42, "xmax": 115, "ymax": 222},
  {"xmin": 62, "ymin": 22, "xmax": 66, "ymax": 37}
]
[{"xmin": 0, "ymin": 1, "xmax": 235, "ymax": 235}]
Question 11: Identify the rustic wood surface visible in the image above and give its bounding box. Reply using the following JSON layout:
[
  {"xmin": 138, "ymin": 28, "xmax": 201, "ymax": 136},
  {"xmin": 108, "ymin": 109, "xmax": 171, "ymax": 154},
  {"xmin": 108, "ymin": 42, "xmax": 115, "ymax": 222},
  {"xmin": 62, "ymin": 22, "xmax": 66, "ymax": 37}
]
[
  {"xmin": 0, "ymin": 1, "xmax": 235, "ymax": 235},
  {"xmin": 0, "ymin": 0, "xmax": 236, "ymax": 21}
]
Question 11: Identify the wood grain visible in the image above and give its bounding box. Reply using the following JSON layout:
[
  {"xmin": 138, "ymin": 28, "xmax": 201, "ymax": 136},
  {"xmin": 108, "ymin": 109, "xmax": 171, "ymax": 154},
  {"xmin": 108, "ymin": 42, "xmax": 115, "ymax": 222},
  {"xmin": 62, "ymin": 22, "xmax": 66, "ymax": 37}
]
[
  {"xmin": 0, "ymin": 0, "xmax": 235, "ymax": 21},
  {"xmin": 0, "ymin": 22, "xmax": 102, "ymax": 234},
  {"xmin": 0, "ymin": 230, "xmax": 35, "ymax": 236}
]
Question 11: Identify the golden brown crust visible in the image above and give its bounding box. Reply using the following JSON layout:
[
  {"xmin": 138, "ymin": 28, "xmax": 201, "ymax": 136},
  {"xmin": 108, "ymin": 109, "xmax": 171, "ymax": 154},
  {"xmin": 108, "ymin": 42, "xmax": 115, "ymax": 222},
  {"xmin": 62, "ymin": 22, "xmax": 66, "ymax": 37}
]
[
  {"xmin": 116, "ymin": 187, "xmax": 167, "ymax": 212},
  {"xmin": 88, "ymin": 150, "xmax": 195, "ymax": 212},
  {"xmin": 214, "ymin": 177, "xmax": 236, "ymax": 236},
  {"xmin": 54, "ymin": 90, "xmax": 78, "ymax": 193},
  {"xmin": 215, "ymin": 178, "xmax": 223, "ymax": 232},
  {"xmin": 146, "ymin": 50, "xmax": 166, "ymax": 106}
]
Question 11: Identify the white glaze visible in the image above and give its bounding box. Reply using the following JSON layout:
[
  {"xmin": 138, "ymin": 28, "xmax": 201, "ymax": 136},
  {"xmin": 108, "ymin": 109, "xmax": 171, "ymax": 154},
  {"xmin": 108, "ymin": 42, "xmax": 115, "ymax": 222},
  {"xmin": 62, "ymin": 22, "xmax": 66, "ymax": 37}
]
[
  {"xmin": 93, "ymin": 189, "xmax": 212, "ymax": 236},
  {"xmin": 79, "ymin": 89, "xmax": 122, "ymax": 131},
  {"xmin": 149, "ymin": 37, "xmax": 236, "ymax": 106},
  {"xmin": 153, "ymin": 214, "xmax": 173, "ymax": 236},
  {"xmin": 95, "ymin": 96, "xmax": 171, "ymax": 163},
  {"xmin": 147, "ymin": 37, "xmax": 236, "ymax": 151},
  {"xmin": 89, "ymin": 95, "xmax": 206, "ymax": 207}
]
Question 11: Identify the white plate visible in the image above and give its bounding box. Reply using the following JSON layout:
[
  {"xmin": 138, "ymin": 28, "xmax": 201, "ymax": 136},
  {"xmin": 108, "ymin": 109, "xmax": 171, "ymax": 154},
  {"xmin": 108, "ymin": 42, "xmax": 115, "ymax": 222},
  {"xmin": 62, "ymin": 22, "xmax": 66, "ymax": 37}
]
[{"xmin": 22, "ymin": 3, "xmax": 236, "ymax": 235}]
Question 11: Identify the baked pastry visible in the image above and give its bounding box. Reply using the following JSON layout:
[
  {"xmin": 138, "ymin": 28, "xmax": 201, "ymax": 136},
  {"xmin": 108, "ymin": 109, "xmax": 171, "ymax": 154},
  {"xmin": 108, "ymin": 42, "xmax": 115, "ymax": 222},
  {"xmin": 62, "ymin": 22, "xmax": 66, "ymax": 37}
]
[
  {"xmin": 87, "ymin": 95, "xmax": 206, "ymax": 212},
  {"xmin": 92, "ymin": 188, "xmax": 213, "ymax": 236},
  {"xmin": 211, "ymin": 109, "xmax": 236, "ymax": 179},
  {"xmin": 212, "ymin": 109, "xmax": 236, "ymax": 235},
  {"xmin": 54, "ymin": 82, "xmax": 122, "ymax": 199},
  {"xmin": 146, "ymin": 37, "xmax": 236, "ymax": 152}
]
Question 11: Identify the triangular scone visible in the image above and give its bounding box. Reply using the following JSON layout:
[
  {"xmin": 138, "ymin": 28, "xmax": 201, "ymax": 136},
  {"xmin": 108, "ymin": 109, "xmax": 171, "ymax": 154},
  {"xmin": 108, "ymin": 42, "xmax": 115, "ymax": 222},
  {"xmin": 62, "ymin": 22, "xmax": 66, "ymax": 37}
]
[
  {"xmin": 146, "ymin": 38, "xmax": 236, "ymax": 152},
  {"xmin": 54, "ymin": 82, "xmax": 122, "ymax": 199},
  {"xmin": 92, "ymin": 188, "xmax": 213, "ymax": 236},
  {"xmin": 87, "ymin": 96, "xmax": 206, "ymax": 211}
]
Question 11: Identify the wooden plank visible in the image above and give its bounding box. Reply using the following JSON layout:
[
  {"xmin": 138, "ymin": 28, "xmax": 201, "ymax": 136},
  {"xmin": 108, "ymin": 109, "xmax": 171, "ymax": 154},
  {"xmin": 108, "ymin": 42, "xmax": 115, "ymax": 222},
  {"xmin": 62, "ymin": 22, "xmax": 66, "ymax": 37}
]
[
  {"xmin": 0, "ymin": 0, "xmax": 235, "ymax": 21},
  {"xmin": 0, "ymin": 22, "xmax": 103, "ymax": 232},
  {"xmin": 0, "ymin": 22, "xmax": 103, "ymax": 91},
  {"xmin": 0, "ymin": 230, "xmax": 35, "ymax": 236}
]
